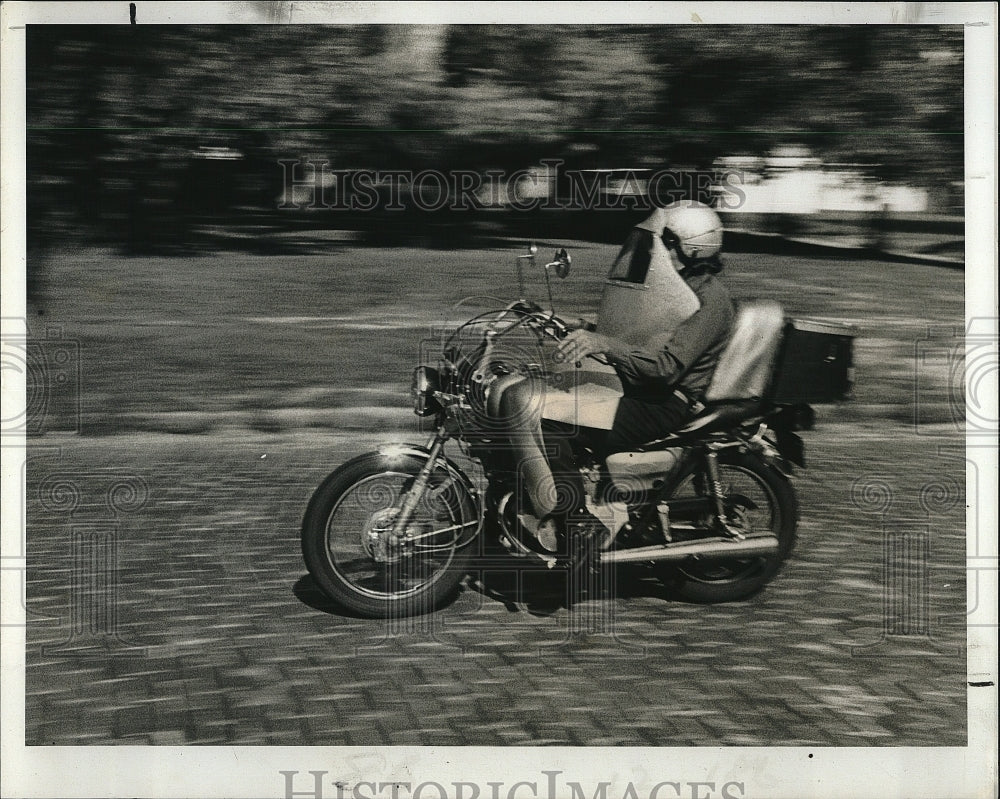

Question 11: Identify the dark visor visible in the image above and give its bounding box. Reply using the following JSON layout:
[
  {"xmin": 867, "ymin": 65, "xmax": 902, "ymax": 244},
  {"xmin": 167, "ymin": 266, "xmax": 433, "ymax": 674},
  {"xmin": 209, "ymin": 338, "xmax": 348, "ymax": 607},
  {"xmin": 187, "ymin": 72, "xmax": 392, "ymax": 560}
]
[{"xmin": 607, "ymin": 229, "xmax": 653, "ymax": 284}]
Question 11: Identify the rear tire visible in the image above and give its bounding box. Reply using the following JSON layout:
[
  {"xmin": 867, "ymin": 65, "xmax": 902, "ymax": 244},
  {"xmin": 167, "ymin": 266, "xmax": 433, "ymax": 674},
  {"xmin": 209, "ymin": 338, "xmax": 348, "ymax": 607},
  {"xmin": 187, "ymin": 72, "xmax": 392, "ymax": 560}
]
[
  {"xmin": 659, "ymin": 449, "xmax": 797, "ymax": 603},
  {"xmin": 302, "ymin": 452, "xmax": 479, "ymax": 617}
]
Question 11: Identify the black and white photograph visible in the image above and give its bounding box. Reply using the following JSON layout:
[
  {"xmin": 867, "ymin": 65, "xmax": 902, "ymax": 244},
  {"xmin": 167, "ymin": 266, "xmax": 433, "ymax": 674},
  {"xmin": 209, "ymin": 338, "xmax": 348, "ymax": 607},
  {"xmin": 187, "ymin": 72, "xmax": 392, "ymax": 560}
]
[{"xmin": 1, "ymin": 2, "xmax": 996, "ymax": 798}]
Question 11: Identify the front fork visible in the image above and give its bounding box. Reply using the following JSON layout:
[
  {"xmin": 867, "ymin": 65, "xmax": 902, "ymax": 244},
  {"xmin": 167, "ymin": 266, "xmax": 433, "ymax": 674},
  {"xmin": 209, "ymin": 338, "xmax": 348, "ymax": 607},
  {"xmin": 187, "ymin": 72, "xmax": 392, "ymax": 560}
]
[{"xmin": 389, "ymin": 428, "xmax": 449, "ymax": 540}]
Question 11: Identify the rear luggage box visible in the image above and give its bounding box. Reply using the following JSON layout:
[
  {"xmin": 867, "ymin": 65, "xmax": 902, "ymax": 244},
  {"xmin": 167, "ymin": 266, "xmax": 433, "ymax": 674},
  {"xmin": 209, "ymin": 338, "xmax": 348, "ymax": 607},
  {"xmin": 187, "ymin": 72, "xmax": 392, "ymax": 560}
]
[{"xmin": 770, "ymin": 319, "xmax": 856, "ymax": 403}]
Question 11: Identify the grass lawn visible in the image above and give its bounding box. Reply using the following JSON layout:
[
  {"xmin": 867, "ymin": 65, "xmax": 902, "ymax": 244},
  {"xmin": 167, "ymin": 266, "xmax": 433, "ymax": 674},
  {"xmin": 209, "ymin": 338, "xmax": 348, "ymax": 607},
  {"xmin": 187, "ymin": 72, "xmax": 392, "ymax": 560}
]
[{"xmin": 25, "ymin": 243, "xmax": 964, "ymax": 436}]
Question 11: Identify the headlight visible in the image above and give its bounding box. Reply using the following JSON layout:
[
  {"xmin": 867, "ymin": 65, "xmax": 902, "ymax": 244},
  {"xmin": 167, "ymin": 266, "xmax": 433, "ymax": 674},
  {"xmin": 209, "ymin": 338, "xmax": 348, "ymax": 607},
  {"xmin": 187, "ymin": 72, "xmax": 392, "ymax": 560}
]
[{"xmin": 411, "ymin": 365, "xmax": 442, "ymax": 417}]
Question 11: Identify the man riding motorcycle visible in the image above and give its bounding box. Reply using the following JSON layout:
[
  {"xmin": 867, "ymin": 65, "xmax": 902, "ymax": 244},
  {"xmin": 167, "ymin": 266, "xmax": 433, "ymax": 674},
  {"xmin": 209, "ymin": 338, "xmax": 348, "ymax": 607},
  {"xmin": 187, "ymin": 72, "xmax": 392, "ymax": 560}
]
[{"xmin": 488, "ymin": 201, "xmax": 735, "ymax": 568}]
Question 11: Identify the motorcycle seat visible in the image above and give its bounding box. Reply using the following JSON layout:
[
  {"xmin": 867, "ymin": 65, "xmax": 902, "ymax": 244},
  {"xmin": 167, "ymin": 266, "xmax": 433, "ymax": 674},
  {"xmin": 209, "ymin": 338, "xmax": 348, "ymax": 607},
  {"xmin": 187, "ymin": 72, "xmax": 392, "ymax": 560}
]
[
  {"xmin": 639, "ymin": 400, "xmax": 762, "ymax": 449},
  {"xmin": 678, "ymin": 399, "xmax": 762, "ymax": 434}
]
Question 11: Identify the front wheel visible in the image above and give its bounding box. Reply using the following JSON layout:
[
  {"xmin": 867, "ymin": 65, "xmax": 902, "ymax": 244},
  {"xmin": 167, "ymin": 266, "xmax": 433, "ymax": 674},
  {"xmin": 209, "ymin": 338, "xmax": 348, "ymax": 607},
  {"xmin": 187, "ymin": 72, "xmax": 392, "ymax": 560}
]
[
  {"xmin": 660, "ymin": 449, "xmax": 798, "ymax": 603},
  {"xmin": 302, "ymin": 451, "xmax": 479, "ymax": 617}
]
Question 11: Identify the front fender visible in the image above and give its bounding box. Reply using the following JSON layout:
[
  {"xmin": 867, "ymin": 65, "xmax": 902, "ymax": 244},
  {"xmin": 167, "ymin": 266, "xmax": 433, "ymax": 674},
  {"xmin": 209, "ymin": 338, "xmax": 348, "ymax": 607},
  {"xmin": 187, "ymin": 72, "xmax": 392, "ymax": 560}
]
[{"xmin": 376, "ymin": 442, "xmax": 481, "ymax": 509}]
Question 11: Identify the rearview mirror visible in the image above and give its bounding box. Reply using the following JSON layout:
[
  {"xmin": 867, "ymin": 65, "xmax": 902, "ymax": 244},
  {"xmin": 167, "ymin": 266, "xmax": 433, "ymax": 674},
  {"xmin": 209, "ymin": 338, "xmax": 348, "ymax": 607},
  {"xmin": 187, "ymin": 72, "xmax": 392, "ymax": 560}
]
[{"xmin": 554, "ymin": 248, "xmax": 571, "ymax": 279}]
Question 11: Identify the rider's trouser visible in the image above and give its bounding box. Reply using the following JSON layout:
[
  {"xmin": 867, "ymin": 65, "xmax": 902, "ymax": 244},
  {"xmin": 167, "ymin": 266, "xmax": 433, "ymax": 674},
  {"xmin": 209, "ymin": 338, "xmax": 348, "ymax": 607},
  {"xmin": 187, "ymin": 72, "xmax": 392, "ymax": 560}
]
[{"xmin": 487, "ymin": 374, "xmax": 692, "ymax": 520}]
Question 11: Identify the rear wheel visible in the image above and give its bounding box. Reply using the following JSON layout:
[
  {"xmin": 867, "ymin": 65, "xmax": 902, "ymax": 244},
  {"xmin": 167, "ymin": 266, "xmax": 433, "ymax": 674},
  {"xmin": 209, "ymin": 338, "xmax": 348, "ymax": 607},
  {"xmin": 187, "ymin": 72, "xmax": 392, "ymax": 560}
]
[
  {"xmin": 659, "ymin": 449, "xmax": 797, "ymax": 603},
  {"xmin": 302, "ymin": 452, "xmax": 479, "ymax": 617}
]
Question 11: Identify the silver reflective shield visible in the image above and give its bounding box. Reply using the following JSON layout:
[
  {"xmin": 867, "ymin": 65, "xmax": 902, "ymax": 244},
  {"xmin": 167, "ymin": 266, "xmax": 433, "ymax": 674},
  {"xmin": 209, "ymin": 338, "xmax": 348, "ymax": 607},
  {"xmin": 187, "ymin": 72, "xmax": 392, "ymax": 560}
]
[{"xmin": 595, "ymin": 231, "xmax": 700, "ymax": 346}]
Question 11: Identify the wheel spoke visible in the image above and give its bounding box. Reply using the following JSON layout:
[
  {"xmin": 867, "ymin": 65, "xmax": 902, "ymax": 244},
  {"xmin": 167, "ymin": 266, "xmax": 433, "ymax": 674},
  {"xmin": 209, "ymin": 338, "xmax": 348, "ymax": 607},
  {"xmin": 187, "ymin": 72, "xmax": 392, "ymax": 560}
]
[{"xmin": 322, "ymin": 471, "xmax": 468, "ymax": 600}]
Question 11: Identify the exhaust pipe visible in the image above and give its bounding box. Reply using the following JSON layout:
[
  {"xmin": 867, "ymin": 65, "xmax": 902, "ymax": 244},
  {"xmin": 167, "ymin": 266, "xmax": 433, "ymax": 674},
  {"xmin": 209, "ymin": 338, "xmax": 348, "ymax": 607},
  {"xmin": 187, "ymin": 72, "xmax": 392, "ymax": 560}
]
[{"xmin": 600, "ymin": 534, "xmax": 779, "ymax": 565}]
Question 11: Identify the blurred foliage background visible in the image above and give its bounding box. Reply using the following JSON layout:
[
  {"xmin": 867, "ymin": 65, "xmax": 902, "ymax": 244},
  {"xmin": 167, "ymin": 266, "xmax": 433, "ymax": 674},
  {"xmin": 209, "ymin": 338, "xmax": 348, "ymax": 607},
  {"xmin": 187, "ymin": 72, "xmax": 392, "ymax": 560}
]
[
  {"xmin": 21, "ymin": 24, "xmax": 967, "ymax": 438},
  {"xmin": 26, "ymin": 24, "xmax": 963, "ymax": 256}
]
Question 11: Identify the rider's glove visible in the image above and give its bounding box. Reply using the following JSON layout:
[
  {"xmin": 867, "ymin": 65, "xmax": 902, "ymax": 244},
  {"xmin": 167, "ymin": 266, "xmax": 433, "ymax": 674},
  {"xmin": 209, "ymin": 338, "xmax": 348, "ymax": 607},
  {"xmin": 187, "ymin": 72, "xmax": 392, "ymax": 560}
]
[{"xmin": 555, "ymin": 330, "xmax": 617, "ymax": 365}]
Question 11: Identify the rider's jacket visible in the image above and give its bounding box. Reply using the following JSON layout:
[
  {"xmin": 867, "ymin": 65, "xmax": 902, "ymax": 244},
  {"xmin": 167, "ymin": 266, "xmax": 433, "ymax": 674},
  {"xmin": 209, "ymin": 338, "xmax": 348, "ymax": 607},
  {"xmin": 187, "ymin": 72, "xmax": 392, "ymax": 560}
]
[{"xmin": 602, "ymin": 270, "xmax": 735, "ymax": 402}]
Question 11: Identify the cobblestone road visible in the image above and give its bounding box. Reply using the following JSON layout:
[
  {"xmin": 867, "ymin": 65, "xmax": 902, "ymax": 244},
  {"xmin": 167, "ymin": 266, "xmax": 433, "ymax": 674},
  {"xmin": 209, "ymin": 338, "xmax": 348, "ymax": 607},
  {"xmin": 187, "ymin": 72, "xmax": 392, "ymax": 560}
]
[{"xmin": 24, "ymin": 422, "xmax": 967, "ymax": 747}]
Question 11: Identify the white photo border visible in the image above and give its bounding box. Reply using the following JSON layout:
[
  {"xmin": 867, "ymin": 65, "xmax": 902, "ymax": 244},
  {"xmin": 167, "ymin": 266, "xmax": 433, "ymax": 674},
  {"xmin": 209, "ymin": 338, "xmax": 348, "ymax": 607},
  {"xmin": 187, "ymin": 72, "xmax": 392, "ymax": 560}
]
[{"xmin": 2, "ymin": 3, "xmax": 996, "ymax": 798}]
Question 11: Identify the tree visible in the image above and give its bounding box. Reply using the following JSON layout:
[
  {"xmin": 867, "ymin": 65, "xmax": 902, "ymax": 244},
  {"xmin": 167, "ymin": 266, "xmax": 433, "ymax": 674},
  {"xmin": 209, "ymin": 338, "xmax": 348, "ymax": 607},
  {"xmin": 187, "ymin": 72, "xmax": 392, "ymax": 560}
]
[{"xmin": 26, "ymin": 23, "xmax": 964, "ymax": 256}]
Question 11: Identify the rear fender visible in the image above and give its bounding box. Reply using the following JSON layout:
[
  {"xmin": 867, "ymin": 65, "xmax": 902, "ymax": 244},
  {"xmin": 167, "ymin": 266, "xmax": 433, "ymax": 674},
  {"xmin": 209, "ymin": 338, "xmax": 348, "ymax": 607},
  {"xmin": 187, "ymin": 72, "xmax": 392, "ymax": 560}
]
[
  {"xmin": 773, "ymin": 430, "xmax": 805, "ymax": 470},
  {"xmin": 763, "ymin": 404, "xmax": 814, "ymax": 470}
]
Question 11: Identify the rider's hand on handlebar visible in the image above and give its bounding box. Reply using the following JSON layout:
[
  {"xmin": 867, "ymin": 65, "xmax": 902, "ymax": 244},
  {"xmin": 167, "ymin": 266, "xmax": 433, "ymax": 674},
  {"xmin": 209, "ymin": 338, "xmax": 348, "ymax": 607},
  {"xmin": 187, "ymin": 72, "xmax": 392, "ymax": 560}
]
[{"xmin": 556, "ymin": 329, "xmax": 616, "ymax": 366}]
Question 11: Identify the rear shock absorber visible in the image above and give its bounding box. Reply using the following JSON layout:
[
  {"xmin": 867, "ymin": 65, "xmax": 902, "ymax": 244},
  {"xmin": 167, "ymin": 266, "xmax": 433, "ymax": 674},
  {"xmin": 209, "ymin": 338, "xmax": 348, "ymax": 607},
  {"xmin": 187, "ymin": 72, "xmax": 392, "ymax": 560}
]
[{"xmin": 705, "ymin": 446, "xmax": 745, "ymax": 541}]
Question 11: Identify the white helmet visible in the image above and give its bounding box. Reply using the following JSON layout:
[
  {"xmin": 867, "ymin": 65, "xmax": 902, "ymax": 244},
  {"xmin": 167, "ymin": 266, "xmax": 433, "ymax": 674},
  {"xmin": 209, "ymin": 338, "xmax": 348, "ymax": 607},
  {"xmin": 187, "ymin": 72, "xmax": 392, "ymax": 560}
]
[{"xmin": 636, "ymin": 200, "xmax": 724, "ymax": 261}]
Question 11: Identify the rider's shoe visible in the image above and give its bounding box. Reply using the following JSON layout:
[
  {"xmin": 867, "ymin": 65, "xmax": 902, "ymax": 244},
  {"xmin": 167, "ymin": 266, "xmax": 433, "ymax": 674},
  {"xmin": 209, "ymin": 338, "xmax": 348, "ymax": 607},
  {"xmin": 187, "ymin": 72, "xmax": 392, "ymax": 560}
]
[
  {"xmin": 534, "ymin": 513, "xmax": 562, "ymax": 554},
  {"xmin": 539, "ymin": 510, "xmax": 608, "ymax": 576}
]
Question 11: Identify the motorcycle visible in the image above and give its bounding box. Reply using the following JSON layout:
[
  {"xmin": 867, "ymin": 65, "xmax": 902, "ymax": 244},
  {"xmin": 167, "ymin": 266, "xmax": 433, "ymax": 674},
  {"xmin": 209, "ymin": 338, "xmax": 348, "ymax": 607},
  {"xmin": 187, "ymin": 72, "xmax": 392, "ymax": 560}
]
[{"xmin": 302, "ymin": 244, "xmax": 853, "ymax": 617}]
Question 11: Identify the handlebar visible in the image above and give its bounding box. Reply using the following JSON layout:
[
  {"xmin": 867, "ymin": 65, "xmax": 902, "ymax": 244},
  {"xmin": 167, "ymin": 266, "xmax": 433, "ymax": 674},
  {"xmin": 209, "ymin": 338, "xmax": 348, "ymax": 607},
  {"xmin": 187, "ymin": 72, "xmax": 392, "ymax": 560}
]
[
  {"xmin": 501, "ymin": 301, "xmax": 567, "ymax": 338},
  {"xmin": 462, "ymin": 301, "xmax": 609, "ymax": 385},
  {"xmin": 511, "ymin": 304, "xmax": 610, "ymax": 367}
]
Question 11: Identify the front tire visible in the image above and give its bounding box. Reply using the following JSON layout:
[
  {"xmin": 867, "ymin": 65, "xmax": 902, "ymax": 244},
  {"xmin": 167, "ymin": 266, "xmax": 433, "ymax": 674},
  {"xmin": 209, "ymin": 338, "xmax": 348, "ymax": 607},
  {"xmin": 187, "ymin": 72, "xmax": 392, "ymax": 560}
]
[
  {"xmin": 302, "ymin": 452, "xmax": 479, "ymax": 617},
  {"xmin": 660, "ymin": 449, "xmax": 797, "ymax": 603}
]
